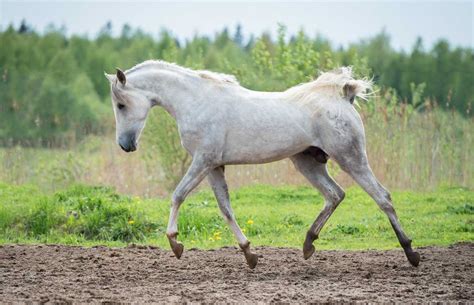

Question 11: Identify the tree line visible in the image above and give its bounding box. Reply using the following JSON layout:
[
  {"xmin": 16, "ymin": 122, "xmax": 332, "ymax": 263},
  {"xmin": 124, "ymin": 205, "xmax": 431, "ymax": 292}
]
[{"xmin": 0, "ymin": 21, "xmax": 472, "ymax": 145}]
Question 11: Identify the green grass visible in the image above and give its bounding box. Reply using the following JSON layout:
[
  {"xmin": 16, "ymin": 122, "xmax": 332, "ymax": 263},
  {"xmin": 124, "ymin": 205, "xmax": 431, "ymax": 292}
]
[{"xmin": 0, "ymin": 183, "xmax": 472, "ymax": 250}]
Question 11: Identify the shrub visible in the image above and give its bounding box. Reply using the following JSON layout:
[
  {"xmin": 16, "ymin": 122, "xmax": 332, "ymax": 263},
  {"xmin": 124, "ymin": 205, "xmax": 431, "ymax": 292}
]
[
  {"xmin": 5, "ymin": 184, "xmax": 160, "ymax": 242},
  {"xmin": 447, "ymin": 204, "xmax": 474, "ymax": 215},
  {"xmin": 331, "ymin": 224, "xmax": 362, "ymax": 235},
  {"xmin": 55, "ymin": 185, "xmax": 158, "ymax": 242},
  {"xmin": 25, "ymin": 199, "xmax": 66, "ymax": 236}
]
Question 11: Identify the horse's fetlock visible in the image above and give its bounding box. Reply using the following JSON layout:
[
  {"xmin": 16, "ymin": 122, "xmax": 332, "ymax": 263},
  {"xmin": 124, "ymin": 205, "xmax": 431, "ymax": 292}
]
[
  {"xmin": 166, "ymin": 231, "xmax": 179, "ymax": 239},
  {"xmin": 401, "ymin": 238, "xmax": 412, "ymax": 249},
  {"xmin": 239, "ymin": 241, "xmax": 250, "ymax": 250},
  {"xmin": 306, "ymin": 230, "xmax": 318, "ymax": 243}
]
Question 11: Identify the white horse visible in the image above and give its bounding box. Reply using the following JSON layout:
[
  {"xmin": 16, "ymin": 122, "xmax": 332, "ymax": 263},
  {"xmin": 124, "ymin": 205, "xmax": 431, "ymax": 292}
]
[{"xmin": 105, "ymin": 60, "xmax": 420, "ymax": 269}]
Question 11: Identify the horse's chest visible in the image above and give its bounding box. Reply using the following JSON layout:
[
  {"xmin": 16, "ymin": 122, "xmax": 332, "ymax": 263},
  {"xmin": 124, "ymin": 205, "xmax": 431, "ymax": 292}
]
[
  {"xmin": 177, "ymin": 121, "xmax": 222, "ymax": 155},
  {"xmin": 177, "ymin": 126, "xmax": 199, "ymax": 153}
]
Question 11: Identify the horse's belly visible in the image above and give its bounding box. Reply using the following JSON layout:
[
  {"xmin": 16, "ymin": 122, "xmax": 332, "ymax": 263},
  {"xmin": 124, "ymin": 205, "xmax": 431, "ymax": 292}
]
[{"xmin": 222, "ymin": 124, "xmax": 312, "ymax": 164}]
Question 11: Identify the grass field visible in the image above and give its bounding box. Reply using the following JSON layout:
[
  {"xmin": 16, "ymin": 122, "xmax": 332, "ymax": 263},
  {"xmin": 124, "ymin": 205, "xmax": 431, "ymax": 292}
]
[{"xmin": 0, "ymin": 183, "xmax": 472, "ymax": 250}]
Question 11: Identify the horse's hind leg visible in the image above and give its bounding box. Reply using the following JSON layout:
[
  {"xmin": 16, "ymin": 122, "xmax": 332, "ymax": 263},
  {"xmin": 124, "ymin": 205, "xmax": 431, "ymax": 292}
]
[
  {"xmin": 336, "ymin": 155, "xmax": 420, "ymax": 267},
  {"xmin": 207, "ymin": 166, "xmax": 258, "ymax": 269},
  {"xmin": 290, "ymin": 152, "xmax": 345, "ymax": 259}
]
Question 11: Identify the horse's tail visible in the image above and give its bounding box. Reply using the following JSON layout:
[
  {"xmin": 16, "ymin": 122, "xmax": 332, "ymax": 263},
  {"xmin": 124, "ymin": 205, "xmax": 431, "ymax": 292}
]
[
  {"xmin": 284, "ymin": 66, "xmax": 373, "ymax": 107},
  {"xmin": 337, "ymin": 67, "xmax": 373, "ymax": 104}
]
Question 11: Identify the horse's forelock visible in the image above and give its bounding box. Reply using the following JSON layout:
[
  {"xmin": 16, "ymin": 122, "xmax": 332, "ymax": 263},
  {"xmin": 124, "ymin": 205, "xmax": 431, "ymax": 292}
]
[{"xmin": 111, "ymin": 82, "xmax": 127, "ymax": 103}]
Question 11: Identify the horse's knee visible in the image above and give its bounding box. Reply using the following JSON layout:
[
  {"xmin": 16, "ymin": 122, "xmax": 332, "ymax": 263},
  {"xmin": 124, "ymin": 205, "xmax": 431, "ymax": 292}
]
[
  {"xmin": 376, "ymin": 189, "xmax": 394, "ymax": 212},
  {"xmin": 172, "ymin": 192, "xmax": 185, "ymax": 206}
]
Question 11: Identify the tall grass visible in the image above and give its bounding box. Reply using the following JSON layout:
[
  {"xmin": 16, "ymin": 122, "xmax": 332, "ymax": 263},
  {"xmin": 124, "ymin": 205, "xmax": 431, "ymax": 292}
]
[{"xmin": 0, "ymin": 97, "xmax": 471, "ymax": 197}]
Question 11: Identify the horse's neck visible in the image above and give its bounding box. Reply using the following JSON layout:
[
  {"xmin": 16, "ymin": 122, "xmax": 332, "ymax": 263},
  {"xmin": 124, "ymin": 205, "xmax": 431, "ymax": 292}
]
[{"xmin": 138, "ymin": 70, "xmax": 200, "ymax": 122}]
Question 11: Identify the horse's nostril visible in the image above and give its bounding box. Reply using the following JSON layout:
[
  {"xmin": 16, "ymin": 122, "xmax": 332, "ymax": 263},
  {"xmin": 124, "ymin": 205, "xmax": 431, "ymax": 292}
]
[{"xmin": 119, "ymin": 142, "xmax": 129, "ymax": 152}]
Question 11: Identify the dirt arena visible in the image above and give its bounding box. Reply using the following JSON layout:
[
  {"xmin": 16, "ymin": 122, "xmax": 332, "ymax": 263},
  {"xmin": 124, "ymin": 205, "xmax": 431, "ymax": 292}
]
[{"xmin": 0, "ymin": 243, "xmax": 472, "ymax": 303}]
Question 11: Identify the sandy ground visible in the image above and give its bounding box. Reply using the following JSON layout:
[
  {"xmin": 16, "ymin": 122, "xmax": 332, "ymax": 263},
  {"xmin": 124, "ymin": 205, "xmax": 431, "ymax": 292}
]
[{"xmin": 0, "ymin": 243, "xmax": 472, "ymax": 303}]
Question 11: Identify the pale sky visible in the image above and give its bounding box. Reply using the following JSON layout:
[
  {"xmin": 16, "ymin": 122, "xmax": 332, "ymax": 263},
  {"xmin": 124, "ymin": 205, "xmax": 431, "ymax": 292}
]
[{"xmin": 1, "ymin": 0, "xmax": 473, "ymax": 50}]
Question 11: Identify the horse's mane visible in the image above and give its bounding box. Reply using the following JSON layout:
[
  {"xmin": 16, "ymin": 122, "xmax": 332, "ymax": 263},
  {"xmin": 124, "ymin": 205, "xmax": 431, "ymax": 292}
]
[
  {"xmin": 284, "ymin": 67, "xmax": 373, "ymax": 105},
  {"xmin": 125, "ymin": 60, "xmax": 239, "ymax": 85},
  {"xmin": 124, "ymin": 61, "xmax": 372, "ymax": 106}
]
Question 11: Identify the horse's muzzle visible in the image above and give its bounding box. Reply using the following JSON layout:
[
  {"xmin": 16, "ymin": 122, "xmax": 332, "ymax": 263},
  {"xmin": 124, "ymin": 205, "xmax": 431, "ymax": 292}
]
[{"xmin": 118, "ymin": 134, "xmax": 137, "ymax": 152}]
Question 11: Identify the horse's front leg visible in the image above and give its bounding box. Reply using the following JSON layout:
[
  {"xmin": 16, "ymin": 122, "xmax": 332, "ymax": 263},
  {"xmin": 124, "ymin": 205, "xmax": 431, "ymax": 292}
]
[
  {"xmin": 166, "ymin": 155, "xmax": 211, "ymax": 259},
  {"xmin": 208, "ymin": 166, "xmax": 258, "ymax": 269}
]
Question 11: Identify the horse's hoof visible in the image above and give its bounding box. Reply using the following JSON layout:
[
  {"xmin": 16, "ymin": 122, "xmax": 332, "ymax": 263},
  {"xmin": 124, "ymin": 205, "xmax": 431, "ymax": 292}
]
[
  {"xmin": 303, "ymin": 231, "xmax": 317, "ymax": 260},
  {"xmin": 244, "ymin": 252, "xmax": 258, "ymax": 269},
  {"xmin": 303, "ymin": 243, "xmax": 315, "ymax": 260},
  {"xmin": 406, "ymin": 250, "xmax": 420, "ymax": 267},
  {"xmin": 167, "ymin": 233, "xmax": 184, "ymax": 259},
  {"xmin": 172, "ymin": 242, "xmax": 184, "ymax": 259}
]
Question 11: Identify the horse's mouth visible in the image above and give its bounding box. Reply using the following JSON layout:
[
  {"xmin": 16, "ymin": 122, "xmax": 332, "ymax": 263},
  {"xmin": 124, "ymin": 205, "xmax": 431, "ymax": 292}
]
[
  {"xmin": 118, "ymin": 132, "xmax": 138, "ymax": 152},
  {"xmin": 119, "ymin": 141, "xmax": 137, "ymax": 152}
]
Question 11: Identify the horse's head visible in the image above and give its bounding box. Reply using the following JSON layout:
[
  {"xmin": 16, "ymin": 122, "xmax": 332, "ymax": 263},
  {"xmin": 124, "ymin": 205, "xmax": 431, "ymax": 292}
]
[{"xmin": 105, "ymin": 69, "xmax": 152, "ymax": 152}]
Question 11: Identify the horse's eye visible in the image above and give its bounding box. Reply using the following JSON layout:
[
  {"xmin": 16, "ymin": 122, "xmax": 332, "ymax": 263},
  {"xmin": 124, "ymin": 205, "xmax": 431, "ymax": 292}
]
[{"xmin": 117, "ymin": 103, "xmax": 125, "ymax": 110}]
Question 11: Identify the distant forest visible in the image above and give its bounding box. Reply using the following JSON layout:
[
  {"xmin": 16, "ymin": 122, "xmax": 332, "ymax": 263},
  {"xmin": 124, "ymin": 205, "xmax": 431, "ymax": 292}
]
[{"xmin": 1, "ymin": 21, "xmax": 472, "ymax": 144}]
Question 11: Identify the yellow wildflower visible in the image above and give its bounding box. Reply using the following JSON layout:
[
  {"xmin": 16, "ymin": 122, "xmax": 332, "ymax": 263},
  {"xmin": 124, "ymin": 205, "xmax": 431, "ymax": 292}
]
[
  {"xmin": 128, "ymin": 220, "xmax": 135, "ymax": 225},
  {"xmin": 213, "ymin": 231, "xmax": 222, "ymax": 240},
  {"xmin": 247, "ymin": 219, "xmax": 254, "ymax": 225}
]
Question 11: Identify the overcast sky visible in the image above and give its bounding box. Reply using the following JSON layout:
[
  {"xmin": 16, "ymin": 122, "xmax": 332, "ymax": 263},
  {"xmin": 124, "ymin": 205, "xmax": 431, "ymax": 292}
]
[{"xmin": 1, "ymin": 0, "xmax": 472, "ymax": 50}]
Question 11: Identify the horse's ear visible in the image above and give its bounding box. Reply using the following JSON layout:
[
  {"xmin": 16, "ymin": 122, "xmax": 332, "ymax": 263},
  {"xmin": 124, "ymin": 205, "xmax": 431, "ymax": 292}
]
[
  {"xmin": 104, "ymin": 72, "xmax": 115, "ymax": 83},
  {"xmin": 116, "ymin": 68, "xmax": 126, "ymax": 85},
  {"xmin": 343, "ymin": 83, "xmax": 357, "ymax": 104}
]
